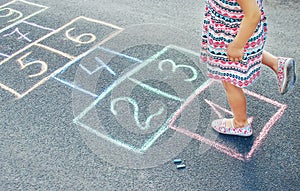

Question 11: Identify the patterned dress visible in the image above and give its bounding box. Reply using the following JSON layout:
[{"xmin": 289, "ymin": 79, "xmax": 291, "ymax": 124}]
[{"xmin": 201, "ymin": 0, "xmax": 267, "ymax": 88}]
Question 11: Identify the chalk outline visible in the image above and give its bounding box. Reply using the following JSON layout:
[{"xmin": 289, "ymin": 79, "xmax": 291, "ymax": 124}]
[
  {"xmin": 0, "ymin": 0, "xmax": 48, "ymax": 33},
  {"xmin": 53, "ymin": 46, "xmax": 144, "ymax": 98},
  {"xmin": 22, "ymin": 20, "xmax": 55, "ymax": 31},
  {"xmin": 169, "ymin": 80, "xmax": 287, "ymax": 161},
  {"xmin": 81, "ymin": 56, "xmax": 116, "ymax": 75},
  {"xmin": 0, "ymin": 1, "xmax": 288, "ymax": 162},
  {"xmin": 0, "ymin": 52, "xmax": 10, "ymax": 57},
  {"xmin": 52, "ymin": 76, "xmax": 98, "ymax": 98},
  {"xmin": 73, "ymin": 45, "xmax": 211, "ymax": 153},
  {"xmin": 73, "ymin": 46, "xmax": 170, "ymax": 153},
  {"xmin": 97, "ymin": 46, "xmax": 143, "ymax": 63},
  {"xmin": 0, "ymin": 16, "xmax": 124, "ymax": 98},
  {"xmin": 3, "ymin": 27, "xmax": 32, "ymax": 42},
  {"xmin": 0, "ymin": 16, "xmax": 123, "ymax": 65}
]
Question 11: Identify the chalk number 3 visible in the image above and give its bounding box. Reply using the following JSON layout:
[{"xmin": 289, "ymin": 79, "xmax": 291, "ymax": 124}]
[{"xmin": 158, "ymin": 59, "xmax": 198, "ymax": 82}]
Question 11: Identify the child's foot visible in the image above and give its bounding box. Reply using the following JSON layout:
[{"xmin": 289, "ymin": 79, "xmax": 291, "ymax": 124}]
[
  {"xmin": 211, "ymin": 118, "xmax": 253, "ymax": 137},
  {"xmin": 277, "ymin": 57, "xmax": 296, "ymax": 95}
]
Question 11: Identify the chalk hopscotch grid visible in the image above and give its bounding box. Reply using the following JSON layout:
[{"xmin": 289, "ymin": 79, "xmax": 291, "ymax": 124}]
[
  {"xmin": 1, "ymin": 16, "xmax": 124, "ymax": 65},
  {"xmin": 169, "ymin": 80, "xmax": 287, "ymax": 161},
  {"xmin": 0, "ymin": 0, "xmax": 48, "ymax": 34},
  {"xmin": 0, "ymin": 0, "xmax": 48, "ymax": 97},
  {"xmin": 0, "ymin": 15, "xmax": 124, "ymax": 98},
  {"xmin": 53, "ymin": 46, "xmax": 144, "ymax": 98},
  {"xmin": 73, "ymin": 46, "xmax": 169, "ymax": 153},
  {"xmin": 73, "ymin": 45, "xmax": 212, "ymax": 153}
]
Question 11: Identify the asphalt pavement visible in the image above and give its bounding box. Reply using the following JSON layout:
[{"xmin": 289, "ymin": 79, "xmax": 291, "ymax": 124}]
[{"xmin": 0, "ymin": 0, "xmax": 299, "ymax": 190}]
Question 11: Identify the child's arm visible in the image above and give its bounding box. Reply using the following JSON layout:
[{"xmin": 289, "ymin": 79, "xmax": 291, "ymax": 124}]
[{"xmin": 227, "ymin": 0, "xmax": 261, "ymax": 62}]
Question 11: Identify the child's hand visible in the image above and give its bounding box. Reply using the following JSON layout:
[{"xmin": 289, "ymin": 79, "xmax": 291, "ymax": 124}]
[{"xmin": 227, "ymin": 42, "xmax": 244, "ymax": 62}]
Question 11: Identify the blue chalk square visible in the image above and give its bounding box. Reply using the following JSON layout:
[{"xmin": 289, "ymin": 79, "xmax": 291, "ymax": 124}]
[{"xmin": 54, "ymin": 45, "xmax": 141, "ymax": 97}]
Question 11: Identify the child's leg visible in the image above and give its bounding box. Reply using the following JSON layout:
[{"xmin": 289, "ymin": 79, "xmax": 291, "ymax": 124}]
[
  {"xmin": 222, "ymin": 81, "xmax": 248, "ymax": 128},
  {"xmin": 262, "ymin": 50, "xmax": 278, "ymax": 74},
  {"xmin": 211, "ymin": 81, "xmax": 252, "ymax": 136}
]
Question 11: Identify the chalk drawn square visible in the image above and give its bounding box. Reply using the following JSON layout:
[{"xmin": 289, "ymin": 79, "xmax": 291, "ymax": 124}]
[
  {"xmin": 73, "ymin": 45, "xmax": 210, "ymax": 153},
  {"xmin": 0, "ymin": 0, "xmax": 48, "ymax": 33},
  {"xmin": 0, "ymin": 17, "xmax": 124, "ymax": 98},
  {"xmin": 76, "ymin": 78, "xmax": 182, "ymax": 152},
  {"xmin": 129, "ymin": 45, "xmax": 207, "ymax": 101},
  {"xmin": 169, "ymin": 80, "xmax": 287, "ymax": 161},
  {"xmin": 0, "ymin": 45, "xmax": 70, "ymax": 98},
  {"xmin": 0, "ymin": 22, "xmax": 54, "ymax": 57},
  {"xmin": 38, "ymin": 16, "xmax": 123, "ymax": 58},
  {"xmin": 54, "ymin": 46, "xmax": 141, "ymax": 98}
]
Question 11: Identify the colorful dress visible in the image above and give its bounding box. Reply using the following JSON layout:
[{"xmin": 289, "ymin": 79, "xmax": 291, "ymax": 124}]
[{"xmin": 201, "ymin": 0, "xmax": 267, "ymax": 88}]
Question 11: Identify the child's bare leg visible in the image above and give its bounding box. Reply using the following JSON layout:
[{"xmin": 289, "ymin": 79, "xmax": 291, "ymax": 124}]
[
  {"xmin": 262, "ymin": 50, "xmax": 278, "ymax": 74},
  {"xmin": 222, "ymin": 81, "xmax": 248, "ymax": 128}
]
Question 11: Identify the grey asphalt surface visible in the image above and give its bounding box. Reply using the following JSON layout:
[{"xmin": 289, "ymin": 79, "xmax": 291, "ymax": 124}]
[{"xmin": 0, "ymin": 0, "xmax": 299, "ymax": 190}]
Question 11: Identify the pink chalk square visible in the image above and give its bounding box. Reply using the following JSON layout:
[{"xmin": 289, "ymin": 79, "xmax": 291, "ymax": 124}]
[{"xmin": 169, "ymin": 80, "xmax": 287, "ymax": 161}]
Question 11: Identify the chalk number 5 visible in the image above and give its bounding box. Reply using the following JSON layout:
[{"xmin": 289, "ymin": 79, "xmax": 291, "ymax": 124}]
[{"xmin": 17, "ymin": 52, "xmax": 48, "ymax": 78}]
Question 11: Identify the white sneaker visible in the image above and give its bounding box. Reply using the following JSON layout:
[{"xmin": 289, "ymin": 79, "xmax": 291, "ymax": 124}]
[
  {"xmin": 277, "ymin": 57, "xmax": 296, "ymax": 95},
  {"xmin": 211, "ymin": 118, "xmax": 253, "ymax": 137}
]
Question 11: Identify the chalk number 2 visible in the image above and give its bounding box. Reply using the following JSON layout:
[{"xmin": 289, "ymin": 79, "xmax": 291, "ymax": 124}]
[{"xmin": 111, "ymin": 97, "xmax": 164, "ymax": 130}]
